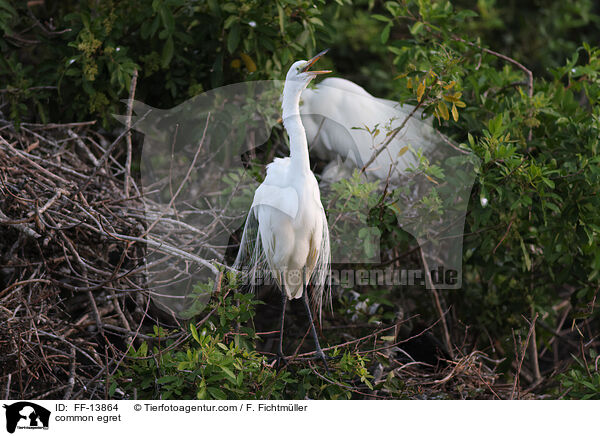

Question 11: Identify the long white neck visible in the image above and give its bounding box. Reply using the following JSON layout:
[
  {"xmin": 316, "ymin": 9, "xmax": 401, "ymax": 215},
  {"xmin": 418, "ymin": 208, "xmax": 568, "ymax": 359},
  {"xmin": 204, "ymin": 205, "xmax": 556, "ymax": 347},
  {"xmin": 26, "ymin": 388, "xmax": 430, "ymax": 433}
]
[{"xmin": 282, "ymin": 81, "xmax": 310, "ymax": 173}]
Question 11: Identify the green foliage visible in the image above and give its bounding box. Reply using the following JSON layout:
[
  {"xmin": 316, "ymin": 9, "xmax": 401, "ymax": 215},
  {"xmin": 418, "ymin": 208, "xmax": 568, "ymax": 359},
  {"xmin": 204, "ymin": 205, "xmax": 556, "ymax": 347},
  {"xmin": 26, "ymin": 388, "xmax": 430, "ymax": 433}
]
[
  {"xmin": 1, "ymin": 0, "xmax": 330, "ymax": 126},
  {"xmin": 359, "ymin": 0, "xmax": 599, "ymax": 341},
  {"xmin": 113, "ymin": 288, "xmax": 382, "ymax": 400},
  {"xmin": 325, "ymin": 0, "xmax": 599, "ymax": 390},
  {"xmin": 114, "ymin": 291, "xmax": 289, "ymax": 400},
  {"xmin": 558, "ymin": 351, "xmax": 600, "ymax": 399}
]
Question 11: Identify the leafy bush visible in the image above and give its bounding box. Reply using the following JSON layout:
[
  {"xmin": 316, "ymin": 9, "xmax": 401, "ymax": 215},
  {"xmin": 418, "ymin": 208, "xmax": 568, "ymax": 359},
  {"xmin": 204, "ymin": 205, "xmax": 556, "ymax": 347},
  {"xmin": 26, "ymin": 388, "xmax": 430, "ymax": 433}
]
[
  {"xmin": 112, "ymin": 289, "xmax": 384, "ymax": 400},
  {"xmin": 0, "ymin": 0, "xmax": 328, "ymax": 125},
  {"xmin": 558, "ymin": 351, "xmax": 600, "ymax": 399}
]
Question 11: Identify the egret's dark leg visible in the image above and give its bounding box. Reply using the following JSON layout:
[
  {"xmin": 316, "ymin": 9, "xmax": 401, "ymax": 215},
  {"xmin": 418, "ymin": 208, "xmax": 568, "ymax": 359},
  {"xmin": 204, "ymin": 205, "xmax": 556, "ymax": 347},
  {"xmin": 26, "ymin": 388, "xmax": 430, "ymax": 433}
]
[
  {"xmin": 277, "ymin": 289, "xmax": 288, "ymax": 367},
  {"xmin": 302, "ymin": 268, "xmax": 329, "ymax": 372}
]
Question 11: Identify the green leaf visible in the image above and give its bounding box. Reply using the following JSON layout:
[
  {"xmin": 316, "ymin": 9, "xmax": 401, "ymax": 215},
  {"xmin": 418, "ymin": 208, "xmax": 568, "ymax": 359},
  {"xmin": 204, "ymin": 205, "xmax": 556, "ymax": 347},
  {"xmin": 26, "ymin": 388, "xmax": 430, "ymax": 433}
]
[
  {"xmin": 219, "ymin": 366, "xmax": 237, "ymax": 383},
  {"xmin": 223, "ymin": 15, "xmax": 238, "ymax": 30},
  {"xmin": 372, "ymin": 14, "xmax": 391, "ymax": 22},
  {"xmin": 520, "ymin": 237, "xmax": 532, "ymax": 271},
  {"xmin": 277, "ymin": 3, "xmax": 285, "ymax": 35},
  {"xmin": 410, "ymin": 21, "xmax": 423, "ymax": 35},
  {"xmin": 227, "ymin": 22, "xmax": 240, "ymax": 54},
  {"xmin": 381, "ymin": 23, "xmax": 392, "ymax": 44},
  {"xmin": 190, "ymin": 323, "xmax": 200, "ymax": 344},
  {"xmin": 207, "ymin": 387, "xmax": 227, "ymax": 400},
  {"xmin": 161, "ymin": 35, "xmax": 174, "ymax": 68},
  {"xmin": 159, "ymin": 5, "xmax": 175, "ymax": 34},
  {"xmin": 542, "ymin": 177, "xmax": 555, "ymax": 189},
  {"xmin": 545, "ymin": 202, "xmax": 560, "ymax": 214}
]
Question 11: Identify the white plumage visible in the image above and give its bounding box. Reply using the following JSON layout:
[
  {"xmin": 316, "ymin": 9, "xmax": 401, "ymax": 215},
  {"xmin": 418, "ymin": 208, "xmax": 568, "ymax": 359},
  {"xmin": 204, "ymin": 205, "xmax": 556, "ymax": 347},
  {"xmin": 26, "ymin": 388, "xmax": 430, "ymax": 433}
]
[
  {"xmin": 301, "ymin": 77, "xmax": 440, "ymax": 183},
  {"xmin": 234, "ymin": 52, "xmax": 332, "ymax": 367}
]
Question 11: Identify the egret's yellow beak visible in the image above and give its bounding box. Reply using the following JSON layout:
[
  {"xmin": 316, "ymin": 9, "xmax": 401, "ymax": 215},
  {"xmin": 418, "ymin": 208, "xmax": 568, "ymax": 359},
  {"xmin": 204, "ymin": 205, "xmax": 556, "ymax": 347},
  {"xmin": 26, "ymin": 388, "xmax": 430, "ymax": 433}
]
[{"xmin": 301, "ymin": 48, "xmax": 331, "ymax": 75}]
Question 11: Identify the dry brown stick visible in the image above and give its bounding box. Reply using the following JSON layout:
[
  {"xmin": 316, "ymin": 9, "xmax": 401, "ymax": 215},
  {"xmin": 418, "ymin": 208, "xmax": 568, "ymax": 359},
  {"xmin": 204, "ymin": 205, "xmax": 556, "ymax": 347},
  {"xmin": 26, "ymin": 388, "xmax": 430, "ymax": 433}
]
[
  {"xmin": 75, "ymin": 108, "xmax": 151, "ymax": 196},
  {"xmin": 110, "ymin": 289, "xmax": 132, "ymax": 332},
  {"xmin": 67, "ymin": 129, "xmax": 101, "ymax": 166},
  {"xmin": 288, "ymin": 317, "xmax": 413, "ymax": 359},
  {"xmin": 473, "ymin": 364, "xmax": 503, "ymax": 400},
  {"xmin": 0, "ymin": 209, "xmax": 41, "ymax": 239},
  {"xmin": 0, "ymin": 279, "xmax": 52, "ymax": 299},
  {"xmin": 285, "ymin": 314, "xmax": 426, "ymax": 360},
  {"xmin": 104, "ymin": 347, "xmax": 109, "ymax": 400},
  {"xmin": 35, "ymin": 331, "xmax": 99, "ymax": 366},
  {"xmin": 510, "ymin": 312, "xmax": 539, "ymax": 400},
  {"xmin": 530, "ymin": 309, "xmax": 542, "ymax": 382},
  {"xmin": 358, "ymin": 314, "xmax": 444, "ymax": 356},
  {"xmin": 143, "ymin": 113, "xmax": 211, "ymax": 237},
  {"xmin": 538, "ymin": 302, "xmax": 571, "ymax": 358},
  {"xmin": 281, "ymin": 326, "xmax": 312, "ymax": 369},
  {"xmin": 21, "ymin": 121, "xmax": 96, "ymax": 129},
  {"xmin": 4, "ymin": 374, "xmax": 10, "ymax": 400},
  {"xmin": 420, "ymin": 247, "xmax": 454, "ymax": 359},
  {"xmin": 125, "ymin": 69, "xmax": 138, "ymax": 198},
  {"xmin": 86, "ymin": 290, "xmax": 104, "ymax": 336},
  {"xmin": 493, "ymin": 217, "xmax": 514, "ymax": 254},
  {"xmin": 63, "ymin": 197, "xmax": 222, "ymax": 275},
  {"xmin": 63, "ymin": 346, "xmax": 77, "ymax": 400},
  {"xmin": 97, "ymin": 225, "xmax": 221, "ymax": 275},
  {"xmin": 0, "ymin": 136, "xmax": 73, "ymax": 186}
]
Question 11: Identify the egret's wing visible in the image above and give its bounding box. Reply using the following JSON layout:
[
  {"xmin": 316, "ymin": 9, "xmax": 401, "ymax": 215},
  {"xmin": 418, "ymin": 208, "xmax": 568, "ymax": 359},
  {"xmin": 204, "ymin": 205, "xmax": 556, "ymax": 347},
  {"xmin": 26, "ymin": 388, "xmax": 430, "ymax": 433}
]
[{"xmin": 251, "ymin": 183, "xmax": 299, "ymax": 220}]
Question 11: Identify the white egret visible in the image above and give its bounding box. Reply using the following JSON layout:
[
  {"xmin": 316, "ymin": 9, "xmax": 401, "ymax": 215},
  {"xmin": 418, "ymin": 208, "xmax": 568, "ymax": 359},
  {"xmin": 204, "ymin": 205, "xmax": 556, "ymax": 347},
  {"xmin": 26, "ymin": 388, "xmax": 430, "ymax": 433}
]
[
  {"xmin": 300, "ymin": 77, "xmax": 441, "ymax": 184},
  {"xmin": 234, "ymin": 50, "xmax": 332, "ymax": 368}
]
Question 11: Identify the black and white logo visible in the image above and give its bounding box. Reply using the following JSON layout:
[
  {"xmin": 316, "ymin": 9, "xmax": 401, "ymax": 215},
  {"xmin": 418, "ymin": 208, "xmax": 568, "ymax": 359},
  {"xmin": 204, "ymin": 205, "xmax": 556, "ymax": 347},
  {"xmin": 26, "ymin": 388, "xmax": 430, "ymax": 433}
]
[{"xmin": 3, "ymin": 402, "xmax": 50, "ymax": 434}]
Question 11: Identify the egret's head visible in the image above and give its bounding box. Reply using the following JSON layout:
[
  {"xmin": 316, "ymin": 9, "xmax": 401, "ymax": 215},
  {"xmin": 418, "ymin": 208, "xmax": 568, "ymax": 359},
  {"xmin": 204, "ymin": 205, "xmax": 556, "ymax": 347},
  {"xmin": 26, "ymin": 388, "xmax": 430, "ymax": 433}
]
[{"xmin": 285, "ymin": 49, "xmax": 331, "ymax": 90}]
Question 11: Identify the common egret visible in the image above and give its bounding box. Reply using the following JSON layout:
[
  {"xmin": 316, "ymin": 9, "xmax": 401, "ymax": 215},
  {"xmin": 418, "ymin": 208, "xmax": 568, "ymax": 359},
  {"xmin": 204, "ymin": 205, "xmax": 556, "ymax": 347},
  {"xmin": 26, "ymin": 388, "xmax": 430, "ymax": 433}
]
[
  {"xmin": 234, "ymin": 50, "xmax": 332, "ymax": 368},
  {"xmin": 300, "ymin": 77, "xmax": 440, "ymax": 184}
]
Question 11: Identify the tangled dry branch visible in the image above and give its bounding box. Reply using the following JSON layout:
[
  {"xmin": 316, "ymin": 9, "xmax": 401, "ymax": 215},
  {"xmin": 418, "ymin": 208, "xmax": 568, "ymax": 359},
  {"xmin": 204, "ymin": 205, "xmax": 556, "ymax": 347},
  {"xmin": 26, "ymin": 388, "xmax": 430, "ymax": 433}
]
[{"xmin": 0, "ymin": 119, "xmax": 223, "ymax": 399}]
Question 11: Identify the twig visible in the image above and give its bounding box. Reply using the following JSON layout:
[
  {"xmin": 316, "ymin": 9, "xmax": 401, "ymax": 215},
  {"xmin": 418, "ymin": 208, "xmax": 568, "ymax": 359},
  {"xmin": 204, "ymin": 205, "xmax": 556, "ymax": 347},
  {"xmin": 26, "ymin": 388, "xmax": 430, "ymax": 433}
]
[
  {"xmin": 125, "ymin": 69, "xmax": 138, "ymax": 198},
  {"xmin": 420, "ymin": 247, "xmax": 454, "ymax": 359},
  {"xmin": 530, "ymin": 309, "xmax": 542, "ymax": 382},
  {"xmin": 0, "ymin": 209, "xmax": 41, "ymax": 239},
  {"xmin": 493, "ymin": 217, "xmax": 514, "ymax": 254},
  {"xmin": 20, "ymin": 121, "xmax": 96, "ymax": 129},
  {"xmin": 63, "ymin": 346, "xmax": 77, "ymax": 400},
  {"xmin": 0, "ymin": 135, "xmax": 73, "ymax": 186},
  {"xmin": 360, "ymin": 95, "xmax": 427, "ymax": 175},
  {"xmin": 0, "ymin": 279, "xmax": 52, "ymax": 299},
  {"xmin": 4, "ymin": 374, "xmax": 10, "ymax": 400},
  {"xmin": 75, "ymin": 109, "xmax": 151, "ymax": 197},
  {"xmin": 510, "ymin": 312, "xmax": 539, "ymax": 399}
]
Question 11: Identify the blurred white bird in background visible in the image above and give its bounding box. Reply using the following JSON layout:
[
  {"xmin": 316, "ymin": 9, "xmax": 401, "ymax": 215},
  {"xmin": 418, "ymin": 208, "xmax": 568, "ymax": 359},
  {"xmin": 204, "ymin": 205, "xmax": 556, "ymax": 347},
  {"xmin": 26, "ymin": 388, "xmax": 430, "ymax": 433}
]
[
  {"xmin": 301, "ymin": 77, "xmax": 441, "ymax": 184},
  {"xmin": 234, "ymin": 50, "xmax": 332, "ymax": 369}
]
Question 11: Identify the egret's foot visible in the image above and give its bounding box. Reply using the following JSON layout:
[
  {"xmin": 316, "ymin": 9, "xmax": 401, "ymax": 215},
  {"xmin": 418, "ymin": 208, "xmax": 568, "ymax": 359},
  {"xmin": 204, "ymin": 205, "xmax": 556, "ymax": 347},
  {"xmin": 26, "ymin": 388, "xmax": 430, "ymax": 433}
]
[
  {"xmin": 270, "ymin": 353, "xmax": 287, "ymax": 370},
  {"xmin": 313, "ymin": 349, "xmax": 335, "ymax": 373}
]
